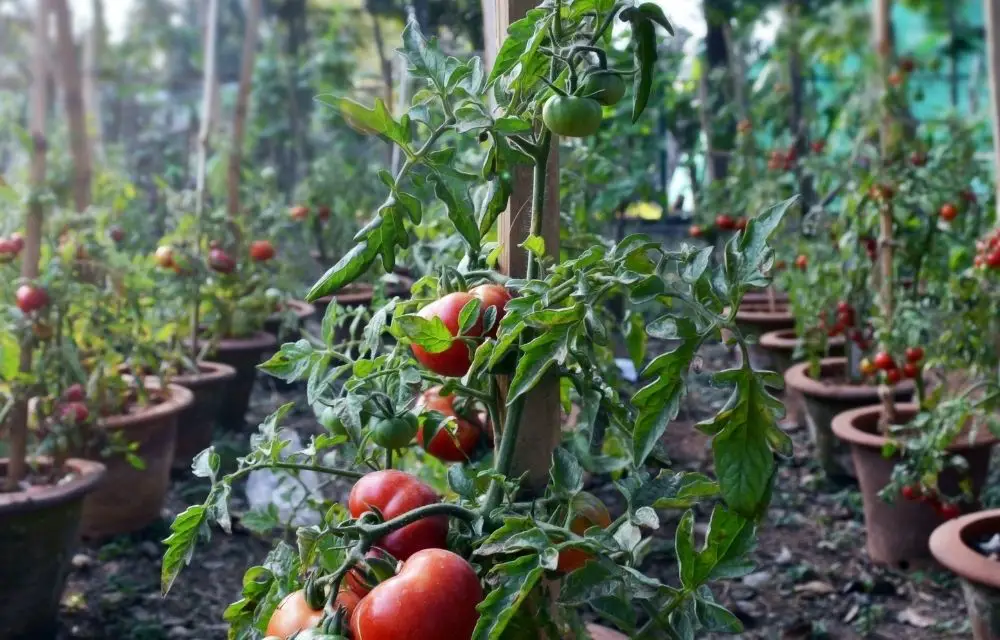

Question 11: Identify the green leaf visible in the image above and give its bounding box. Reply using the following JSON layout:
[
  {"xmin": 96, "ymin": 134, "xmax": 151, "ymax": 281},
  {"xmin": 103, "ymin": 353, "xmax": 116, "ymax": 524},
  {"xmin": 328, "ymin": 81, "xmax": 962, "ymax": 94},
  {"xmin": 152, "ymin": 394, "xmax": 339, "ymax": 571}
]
[
  {"xmin": 317, "ymin": 95, "xmax": 411, "ymax": 151},
  {"xmin": 624, "ymin": 311, "xmax": 647, "ymax": 369},
  {"xmin": 397, "ymin": 190, "xmax": 423, "ymax": 224},
  {"xmin": 473, "ymin": 555, "xmax": 545, "ymax": 640},
  {"xmin": 550, "ymin": 447, "xmax": 584, "ymax": 495},
  {"xmin": 458, "ymin": 297, "xmax": 483, "ymax": 336},
  {"xmin": 395, "ymin": 314, "xmax": 455, "ymax": 354},
  {"xmin": 521, "ymin": 234, "xmax": 546, "ymax": 258},
  {"xmin": 632, "ymin": 337, "xmax": 701, "ymax": 465},
  {"xmin": 476, "ymin": 178, "xmax": 511, "ymax": 237},
  {"xmin": 694, "ymin": 505, "xmax": 757, "ymax": 581},
  {"xmin": 726, "ymin": 197, "xmax": 796, "ymax": 296},
  {"xmin": 258, "ymin": 340, "xmax": 317, "ymax": 382},
  {"xmin": 507, "ymin": 325, "xmax": 571, "ymax": 402},
  {"xmin": 431, "ymin": 173, "xmax": 481, "ymax": 253},
  {"xmin": 486, "ymin": 9, "xmax": 548, "ymax": 87},
  {"xmin": 306, "ymin": 239, "xmax": 380, "ymax": 301},
  {"xmin": 617, "ymin": 470, "xmax": 720, "ymax": 513},
  {"xmin": 675, "ymin": 510, "xmax": 697, "ymax": 589},
  {"xmin": 0, "ymin": 330, "xmax": 19, "ymax": 379},
  {"xmin": 399, "ymin": 21, "xmax": 465, "ymax": 92},
  {"xmin": 161, "ymin": 504, "xmax": 208, "ymax": 594},
  {"xmin": 637, "ymin": 3, "xmax": 676, "ymax": 34},
  {"xmin": 494, "ymin": 116, "xmax": 533, "ymax": 134}
]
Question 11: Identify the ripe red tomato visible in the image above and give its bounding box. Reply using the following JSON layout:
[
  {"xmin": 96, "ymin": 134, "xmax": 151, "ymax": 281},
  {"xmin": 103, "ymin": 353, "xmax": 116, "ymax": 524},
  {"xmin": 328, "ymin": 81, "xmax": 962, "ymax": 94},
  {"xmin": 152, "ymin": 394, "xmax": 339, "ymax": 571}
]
[
  {"xmin": 249, "ymin": 240, "xmax": 276, "ymax": 262},
  {"xmin": 905, "ymin": 347, "xmax": 924, "ymax": 363},
  {"xmin": 208, "ymin": 248, "xmax": 236, "ymax": 274},
  {"xmin": 901, "ymin": 485, "xmax": 919, "ymax": 501},
  {"xmin": 557, "ymin": 492, "xmax": 612, "ymax": 573},
  {"xmin": 9, "ymin": 232, "xmax": 24, "ymax": 253},
  {"xmin": 469, "ymin": 284, "xmax": 512, "ymax": 339},
  {"xmin": 0, "ymin": 237, "xmax": 20, "ymax": 261},
  {"xmin": 939, "ymin": 503, "xmax": 961, "ymax": 520},
  {"xmin": 410, "ymin": 292, "xmax": 481, "ymax": 377},
  {"xmin": 348, "ymin": 470, "xmax": 447, "ymax": 560},
  {"xmin": 350, "ymin": 549, "xmax": 483, "ymax": 640},
  {"xmin": 64, "ymin": 384, "xmax": 85, "ymax": 402},
  {"xmin": 689, "ymin": 225, "xmax": 703, "ymax": 238},
  {"xmin": 345, "ymin": 547, "xmax": 398, "ymax": 598},
  {"xmin": 940, "ymin": 203, "xmax": 958, "ymax": 221},
  {"xmin": 885, "ymin": 368, "xmax": 902, "ymax": 385},
  {"xmin": 873, "ymin": 352, "xmax": 895, "ymax": 371},
  {"xmin": 16, "ymin": 284, "xmax": 49, "ymax": 313},
  {"xmin": 417, "ymin": 387, "xmax": 481, "ymax": 462},
  {"xmin": 902, "ymin": 363, "xmax": 919, "ymax": 379},
  {"xmin": 794, "ymin": 255, "xmax": 808, "ymax": 270},
  {"xmin": 108, "ymin": 226, "xmax": 125, "ymax": 243},
  {"xmin": 60, "ymin": 401, "xmax": 89, "ymax": 424},
  {"xmin": 988, "ymin": 251, "xmax": 1000, "ymax": 268},
  {"xmin": 715, "ymin": 214, "xmax": 736, "ymax": 231},
  {"xmin": 265, "ymin": 589, "xmax": 359, "ymax": 638},
  {"xmin": 317, "ymin": 205, "xmax": 331, "ymax": 221},
  {"xmin": 289, "ymin": 205, "xmax": 310, "ymax": 221},
  {"xmin": 836, "ymin": 301, "xmax": 851, "ymax": 313},
  {"xmin": 154, "ymin": 246, "xmax": 175, "ymax": 269}
]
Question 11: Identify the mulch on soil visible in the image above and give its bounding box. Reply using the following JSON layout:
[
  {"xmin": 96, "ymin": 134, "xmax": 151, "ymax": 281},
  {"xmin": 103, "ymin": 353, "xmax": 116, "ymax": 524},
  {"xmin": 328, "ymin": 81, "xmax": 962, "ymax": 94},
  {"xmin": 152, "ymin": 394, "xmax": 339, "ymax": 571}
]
[{"xmin": 57, "ymin": 342, "xmax": 982, "ymax": 639}]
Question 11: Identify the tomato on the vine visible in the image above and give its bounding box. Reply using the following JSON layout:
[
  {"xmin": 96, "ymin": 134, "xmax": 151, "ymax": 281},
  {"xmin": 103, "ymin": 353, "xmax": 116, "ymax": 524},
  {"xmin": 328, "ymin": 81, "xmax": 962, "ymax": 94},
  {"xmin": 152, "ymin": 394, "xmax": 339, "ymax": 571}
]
[
  {"xmin": 250, "ymin": 240, "xmax": 276, "ymax": 262},
  {"xmin": 905, "ymin": 347, "xmax": 924, "ymax": 363},
  {"xmin": 939, "ymin": 203, "xmax": 958, "ymax": 221},
  {"xmin": 410, "ymin": 291, "xmax": 481, "ymax": 377},
  {"xmin": 885, "ymin": 368, "xmax": 902, "ymax": 385},
  {"xmin": 345, "ymin": 547, "xmax": 398, "ymax": 598},
  {"xmin": 15, "ymin": 284, "xmax": 48, "ymax": 313},
  {"xmin": 289, "ymin": 205, "xmax": 310, "ymax": 221},
  {"xmin": 347, "ymin": 470, "xmax": 448, "ymax": 560},
  {"xmin": 715, "ymin": 214, "xmax": 736, "ymax": 231},
  {"xmin": 108, "ymin": 225, "xmax": 126, "ymax": 243},
  {"xmin": 938, "ymin": 503, "xmax": 961, "ymax": 520},
  {"xmin": 901, "ymin": 485, "xmax": 919, "ymax": 501},
  {"xmin": 859, "ymin": 358, "xmax": 876, "ymax": 377},
  {"xmin": 209, "ymin": 248, "xmax": 236, "ymax": 274},
  {"xmin": 265, "ymin": 589, "xmax": 359, "ymax": 639},
  {"xmin": 350, "ymin": 549, "xmax": 483, "ymax": 640},
  {"xmin": 8, "ymin": 232, "xmax": 23, "ymax": 253},
  {"xmin": 370, "ymin": 415, "xmax": 419, "ymax": 450},
  {"xmin": 557, "ymin": 491, "xmax": 612, "ymax": 573},
  {"xmin": 154, "ymin": 246, "xmax": 175, "ymax": 269},
  {"xmin": 794, "ymin": 255, "xmax": 808, "ymax": 270},
  {"xmin": 582, "ymin": 72, "xmax": 626, "ymax": 106},
  {"xmin": 541, "ymin": 95, "xmax": 603, "ymax": 138},
  {"xmin": 873, "ymin": 352, "xmax": 895, "ymax": 371},
  {"xmin": 317, "ymin": 205, "xmax": 331, "ymax": 221},
  {"xmin": 64, "ymin": 384, "xmax": 85, "ymax": 402},
  {"xmin": 417, "ymin": 387, "xmax": 481, "ymax": 462},
  {"xmin": 469, "ymin": 283, "xmax": 512, "ymax": 338},
  {"xmin": 689, "ymin": 225, "xmax": 703, "ymax": 238},
  {"xmin": 60, "ymin": 401, "xmax": 89, "ymax": 424}
]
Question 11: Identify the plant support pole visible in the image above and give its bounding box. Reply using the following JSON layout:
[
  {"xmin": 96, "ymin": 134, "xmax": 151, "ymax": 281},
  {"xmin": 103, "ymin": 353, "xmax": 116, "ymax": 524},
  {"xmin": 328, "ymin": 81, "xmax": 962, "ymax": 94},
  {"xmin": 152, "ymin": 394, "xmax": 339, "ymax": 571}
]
[
  {"xmin": 227, "ymin": 0, "xmax": 261, "ymax": 221},
  {"xmin": 5, "ymin": 0, "xmax": 50, "ymax": 491},
  {"xmin": 51, "ymin": 0, "xmax": 91, "ymax": 212}
]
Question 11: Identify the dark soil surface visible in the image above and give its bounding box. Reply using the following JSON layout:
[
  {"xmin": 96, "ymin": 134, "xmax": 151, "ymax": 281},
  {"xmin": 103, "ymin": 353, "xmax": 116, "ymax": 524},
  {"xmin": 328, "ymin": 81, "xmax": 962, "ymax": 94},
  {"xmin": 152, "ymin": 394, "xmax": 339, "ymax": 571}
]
[{"xmin": 56, "ymin": 341, "xmax": 986, "ymax": 639}]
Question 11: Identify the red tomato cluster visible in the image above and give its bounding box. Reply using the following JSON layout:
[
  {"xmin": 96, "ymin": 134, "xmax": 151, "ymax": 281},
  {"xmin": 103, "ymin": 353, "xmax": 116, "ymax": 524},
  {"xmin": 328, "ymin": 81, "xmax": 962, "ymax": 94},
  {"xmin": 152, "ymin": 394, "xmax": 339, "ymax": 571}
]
[
  {"xmin": 0, "ymin": 232, "xmax": 25, "ymax": 263},
  {"xmin": 416, "ymin": 387, "xmax": 482, "ymax": 462},
  {"xmin": 900, "ymin": 485, "xmax": 960, "ymax": 520},
  {"xmin": 267, "ymin": 471, "xmax": 484, "ymax": 640},
  {"xmin": 409, "ymin": 284, "xmax": 511, "ymax": 377},
  {"xmin": 974, "ymin": 227, "xmax": 1000, "ymax": 269},
  {"xmin": 864, "ymin": 347, "xmax": 922, "ymax": 385}
]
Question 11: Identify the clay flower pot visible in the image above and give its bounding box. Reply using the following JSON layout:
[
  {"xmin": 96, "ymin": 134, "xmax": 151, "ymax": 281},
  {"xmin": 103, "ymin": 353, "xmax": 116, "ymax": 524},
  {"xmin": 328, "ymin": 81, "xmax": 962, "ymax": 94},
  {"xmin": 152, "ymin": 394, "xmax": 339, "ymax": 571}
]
[
  {"xmin": 170, "ymin": 361, "xmax": 237, "ymax": 469},
  {"xmin": 742, "ymin": 290, "xmax": 789, "ymax": 306},
  {"xmin": 832, "ymin": 404, "xmax": 996, "ymax": 569},
  {"xmin": 190, "ymin": 332, "xmax": 278, "ymax": 429},
  {"xmin": 80, "ymin": 382, "xmax": 194, "ymax": 538},
  {"xmin": 931, "ymin": 509, "xmax": 1000, "ymax": 640},
  {"xmin": 759, "ymin": 329, "xmax": 844, "ymax": 429},
  {"xmin": 0, "ymin": 458, "xmax": 105, "ymax": 639},
  {"xmin": 264, "ymin": 299, "xmax": 316, "ymax": 342},
  {"xmin": 733, "ymin": 301, "xmax": 794, "ymax": 370},
  {"xmin": 785, "ymin": 357, "xmax": 913, "ymax": 479}
]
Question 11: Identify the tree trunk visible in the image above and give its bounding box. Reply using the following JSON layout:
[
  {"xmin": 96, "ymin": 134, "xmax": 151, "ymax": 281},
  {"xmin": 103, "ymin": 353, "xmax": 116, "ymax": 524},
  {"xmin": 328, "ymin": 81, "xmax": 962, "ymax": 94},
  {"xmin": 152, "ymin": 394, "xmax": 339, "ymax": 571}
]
[
  {"xmin": 51, "ymin": 0, "xmax": 92, "ymax": 212},
  {"xmin": 6, "ymin": 0, "xmax": 50, "ymax": 492},
  {"xmin": 226, "ymin": 0, "xmax": 261, "ymax": 220}
]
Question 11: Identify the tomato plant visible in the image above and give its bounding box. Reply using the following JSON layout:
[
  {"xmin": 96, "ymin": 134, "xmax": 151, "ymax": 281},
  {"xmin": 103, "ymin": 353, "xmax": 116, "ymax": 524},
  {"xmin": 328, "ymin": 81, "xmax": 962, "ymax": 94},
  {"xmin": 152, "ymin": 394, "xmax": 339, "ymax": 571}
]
[{"xmin": 164, "ymin": 6, "xmax": 794, "ymax": 639}]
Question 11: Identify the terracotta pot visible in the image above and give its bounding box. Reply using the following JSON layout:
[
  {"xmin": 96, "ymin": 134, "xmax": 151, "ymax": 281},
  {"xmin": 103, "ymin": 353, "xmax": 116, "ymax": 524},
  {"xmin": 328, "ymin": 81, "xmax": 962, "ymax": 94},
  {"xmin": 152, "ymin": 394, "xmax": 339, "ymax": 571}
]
[
  {"xmin": 832, "ymin": 404, "xmax": 996, "ymax": 569},
  {"xmin": 264, "ymin": 299, "xmax": 316, "ymax": 342},
  {"xmin": 759, "ymin": 329, "xmax": 844, "ymax": 429},
  {"xmin": 80, "ymin": 382, "xmax": 193, "ymax": 538},
  {"xmin": 931, "ymin": 509, "xmax": 1000, "ymax": 640},
  {"xmin": 742, "ymin": 290, "xmax": 789, "ymax": 305},
  {"xmin": 0, "ymin": 458, "xmax": 105, "ymax": 639},
  {"xmin": 785, "ymin": 357, "xmax": 913, "ymax": 479},
  {"xmin": 170, "ymin": 361, "xmax": 237, "ymax": 469},
  {"xmin": 191, "ymin": 332, "xmax": 278, "ymax": 429},
  {"xmin": 733, "ymin": 302, "xmax": 794, "ymax": 370}
]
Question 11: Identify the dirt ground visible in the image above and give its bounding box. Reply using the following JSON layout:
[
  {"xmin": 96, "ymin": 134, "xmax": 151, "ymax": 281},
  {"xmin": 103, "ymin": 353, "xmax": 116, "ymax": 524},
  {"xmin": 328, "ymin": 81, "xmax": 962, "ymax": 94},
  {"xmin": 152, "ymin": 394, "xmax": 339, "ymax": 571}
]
[{"xmin": 56, "ymin": 342, "xmax": 983, "ymax": 639}]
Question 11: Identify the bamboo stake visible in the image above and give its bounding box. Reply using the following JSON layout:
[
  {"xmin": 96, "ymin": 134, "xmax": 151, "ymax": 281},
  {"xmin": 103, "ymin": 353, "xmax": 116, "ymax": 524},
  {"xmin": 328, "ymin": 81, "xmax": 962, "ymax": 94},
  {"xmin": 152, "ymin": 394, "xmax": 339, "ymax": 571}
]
[
  {"xmin": 51, "ymin": 0, "xmax": 91, "ymax": 212},
  {"xmin": 5, "ymin": 0, "xmax": 50, "ymax": 492},
  {"xmin": 984, "ymin": 0, "xmax": 1000, "ymax": 223},
  {"xmin": 227, "ymin": 0, "xmax": 261, "ymax": 221},
  {"xmin": 873, "ymin": 0, "xmax": 897, "ymax": 427}
]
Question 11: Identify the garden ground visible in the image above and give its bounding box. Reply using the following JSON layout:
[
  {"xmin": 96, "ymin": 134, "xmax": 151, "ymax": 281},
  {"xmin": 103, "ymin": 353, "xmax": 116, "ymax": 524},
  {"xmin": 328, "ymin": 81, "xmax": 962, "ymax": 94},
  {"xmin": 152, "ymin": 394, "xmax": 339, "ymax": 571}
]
[{"xmin": 55, "ymin": 341, "xmax": 981, "ymax": 640}]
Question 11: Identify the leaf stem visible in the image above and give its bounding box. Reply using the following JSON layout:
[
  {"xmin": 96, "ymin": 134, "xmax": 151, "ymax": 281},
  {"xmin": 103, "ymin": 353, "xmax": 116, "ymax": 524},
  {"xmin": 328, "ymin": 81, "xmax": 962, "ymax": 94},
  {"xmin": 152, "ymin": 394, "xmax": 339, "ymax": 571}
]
[{"xmin": 233, "ymin": 460, "xmax": 363, "ymax": 482}]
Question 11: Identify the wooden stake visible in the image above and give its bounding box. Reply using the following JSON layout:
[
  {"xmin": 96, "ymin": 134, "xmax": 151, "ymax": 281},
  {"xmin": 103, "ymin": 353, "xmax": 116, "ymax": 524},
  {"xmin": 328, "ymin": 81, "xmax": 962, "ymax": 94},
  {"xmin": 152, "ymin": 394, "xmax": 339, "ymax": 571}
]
[
  {"xmin": 227, "ymin": 0, "xmax": 261, "ymax": 220},
  {"xmin": 51, "ymin": 0, "xmax": 91, "ymax": 212},
  {"xmin": 984, "ymin": 0, "xmax": 1000, "ymax": 223},
  {"xmin": 484, "ymin": 0, "xmax": 562, "ymax": 495},
  {"xmin": 5, "ymin": 0, "xmax": 50, "ymax": 492}
]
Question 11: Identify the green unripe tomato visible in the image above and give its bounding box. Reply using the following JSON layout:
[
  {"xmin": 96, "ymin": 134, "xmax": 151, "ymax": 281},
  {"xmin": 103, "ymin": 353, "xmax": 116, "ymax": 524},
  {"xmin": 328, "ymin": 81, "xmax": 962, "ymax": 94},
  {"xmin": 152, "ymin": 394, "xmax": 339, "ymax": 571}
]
[
  {"xmin": 541, "ymin": 96, "xmax": 603, "ymax": 137},
  {"xmin": 317, "ymin": 405, "xmax": 347, "ymax": 436},
  {"xmin": 582, "ymin": 73, "xmax": 626, "ymax": 106},
  {"xmin": 370, "ymin": 415, "xmax": 418, "ymax": 449}
]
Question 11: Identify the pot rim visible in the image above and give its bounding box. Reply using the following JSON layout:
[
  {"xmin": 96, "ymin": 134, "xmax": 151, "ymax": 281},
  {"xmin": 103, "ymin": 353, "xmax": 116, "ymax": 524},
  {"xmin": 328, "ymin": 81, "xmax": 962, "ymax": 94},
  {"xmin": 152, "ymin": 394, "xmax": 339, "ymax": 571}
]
[
  {"xmin": 930, "ymin": 508, "xmax": 1000, "ymax": 589},
  {"xmin": 273, "ymin": 298, "xmax": 316, "ymax": 320},
  {"xmin": 0, "ymin": 457, "xmax": 106, "ymax": 515},
  {"xmin": 734, "ymin": 304, "xmax": 793, "ymax": 323},
  {"xmin": 171, "ymin": 360, "xmax": 237, "ymax": 385},
  {"xmin": 785, "ymin": 357, "xmax": 914, "ymax": 400},
  {"xmin": 759, "ymin": 329, "xmax": 846, "ymax": 351},
  {"xmin": 831, "ymin": 402, "xmax": 998, "ymax": 452},
  {"xmin": 98, "ymin": 382, "xmax": 194, "ymax": 431},
  {"xmin": 188, "ymin": 330, "xmax": 279, "ymax": 352}
]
